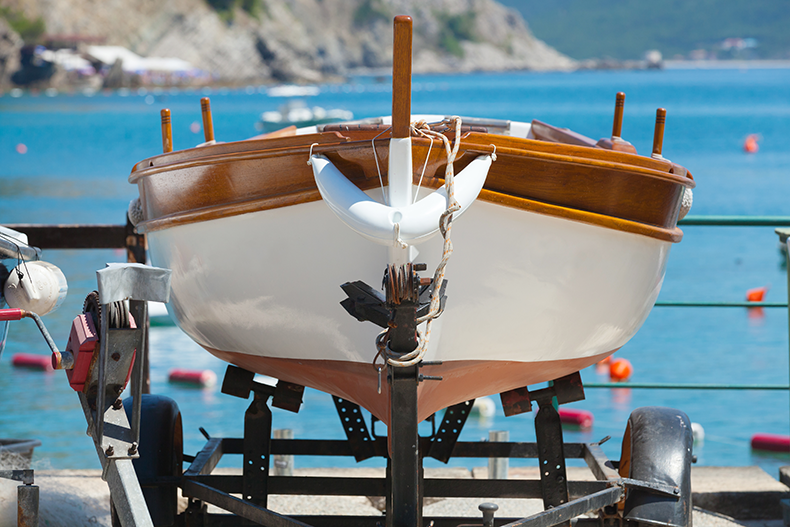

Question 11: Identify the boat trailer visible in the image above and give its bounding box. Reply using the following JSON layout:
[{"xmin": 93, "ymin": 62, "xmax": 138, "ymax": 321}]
[{"xmin": 5, "ymin": 261, "xmax": 692, "ymax": 527}]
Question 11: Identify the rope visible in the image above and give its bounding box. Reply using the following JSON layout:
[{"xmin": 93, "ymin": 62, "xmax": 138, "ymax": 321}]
[{"xmin": 379, "ymin": 117, "xmax": 464, "ymax": 368}]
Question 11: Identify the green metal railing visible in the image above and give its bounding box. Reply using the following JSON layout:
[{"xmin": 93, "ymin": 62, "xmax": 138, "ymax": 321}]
[{"xmin": 585, "ymin": 215, "xmax": 790, "ymax": 394}]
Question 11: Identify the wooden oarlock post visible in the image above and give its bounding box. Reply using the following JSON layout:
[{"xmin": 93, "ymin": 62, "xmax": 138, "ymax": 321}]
[
  {"xmin": 652, "ymin": 108, "xmax": 666, "ymax": 159},
  {"xmin": 201, "ymin": 97, "xmax": 215, "ymax": 143},
  {"xmin": 596, "ymin": 92, "xmax": 635, "ymax": 153},
  {"xmin": 388, "ymin": 15, "xmax": 414, "ymax": 266},
  {"xmin": 612, "ymin": 92, "xmax": 625, "ymax": 139},
  {"xmin": 160, "ymin": 108, "xmax": 173, "ymax": 153}
]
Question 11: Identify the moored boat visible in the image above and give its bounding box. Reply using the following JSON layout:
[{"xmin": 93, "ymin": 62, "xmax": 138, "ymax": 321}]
[{"xmin": 129, "ymin": 19, "xmax": 694, "ymax": 426}]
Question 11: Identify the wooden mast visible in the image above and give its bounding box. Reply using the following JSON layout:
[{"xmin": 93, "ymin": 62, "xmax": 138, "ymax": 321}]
[
  {"xmin": 388, "ymin": 15, "xmax": 414, "ymax": 265},
  {"xmin": 392, "ymin": 15, "xmax": 412, "ymax": 139}
]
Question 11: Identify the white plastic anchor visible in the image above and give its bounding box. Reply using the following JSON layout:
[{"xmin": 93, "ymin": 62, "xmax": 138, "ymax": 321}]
[{"xmin": 310, "ymin": 154, "xmax": 493, "ymax": 246}]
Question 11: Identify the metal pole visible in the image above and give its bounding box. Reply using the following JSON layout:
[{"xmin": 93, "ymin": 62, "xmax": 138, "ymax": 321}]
[
  {"xmin": 17, "ymin": 484, "xmax": 38, "ymax": 527},
  {"xmin": 488, "ymin": 430, "xmax": 509, "ymax": 480},
  {"xmin": 775, "ymin": 228, "xmax": 790, "ymax": 438},
  {"xmin": 273, "ymin": 429, "xmax": 294, "ymax": 476}
]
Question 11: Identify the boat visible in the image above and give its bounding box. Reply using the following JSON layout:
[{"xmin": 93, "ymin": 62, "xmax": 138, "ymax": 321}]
[
  {"xmin": 129, "ymin": 18, "xmax": 694, "ymax": 426},
  {"xmin": 256, "ymin": 99, "xmax": 354, "ymax": 132}
]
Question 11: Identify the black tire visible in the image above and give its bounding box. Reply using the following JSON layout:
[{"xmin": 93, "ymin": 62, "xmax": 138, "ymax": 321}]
[
  {"xmin": 620, "ymin": 406, "xmax": 693, "ymax": 527},
  {"xmin": 112, "ymin": 394, "xmax": 183, "ymax": 527}
]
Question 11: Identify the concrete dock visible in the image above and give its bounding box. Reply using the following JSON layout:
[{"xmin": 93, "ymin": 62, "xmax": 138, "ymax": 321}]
[{"xmin": 1, "ymin": 465, "xmax": 787, "ymax": 527}]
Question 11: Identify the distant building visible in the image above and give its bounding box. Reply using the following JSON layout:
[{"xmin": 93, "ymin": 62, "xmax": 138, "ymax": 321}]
[{"xmin": 85, "ymin": 46, "xmax": 198, "ymax": 75}]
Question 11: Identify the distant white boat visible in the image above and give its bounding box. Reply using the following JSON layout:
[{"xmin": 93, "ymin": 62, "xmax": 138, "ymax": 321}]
[
  {"xmin": 257, "ymin": 100, "xmax": 353, "ymax": 132},
  {"xmin": 267, "ymin": 85, "xmax": 320, "ymax": 97}
]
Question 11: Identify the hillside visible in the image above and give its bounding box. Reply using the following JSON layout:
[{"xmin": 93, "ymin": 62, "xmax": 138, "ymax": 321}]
[
  {"xmin": 0, "ymin": 0, "xmax": 574, "ymax": 87},
  {"xmin": 499, "ymin": 0, "xmax": 790, "ymax": 61}
]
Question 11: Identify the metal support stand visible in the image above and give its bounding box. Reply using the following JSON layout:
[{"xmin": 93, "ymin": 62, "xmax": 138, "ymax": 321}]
[
  {"xmin": 388, "ymin": 364, "xmax": 422, "ymax": 527},
  {"xmin": 383, "ymin": 263, "xmax": 425, "ymax": 527},
  {"xmin": 243, "ymin": 391, "xmax": 272, "ymax": 508},
  {"xmin": 535, "ymin": 402, "xmax": 570, "ymax": 512}
]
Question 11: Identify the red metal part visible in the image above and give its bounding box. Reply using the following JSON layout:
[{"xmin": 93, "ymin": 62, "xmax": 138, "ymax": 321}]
[
  {"xmin": 0, "ymin": 308, "xmax": 24, "ymax": 321},
  {"xmin": 64, "ymin": 314, "xmax": 99, "ymax": 391}
]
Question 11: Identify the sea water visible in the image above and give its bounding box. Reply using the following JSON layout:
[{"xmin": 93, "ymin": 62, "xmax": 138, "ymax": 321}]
[{"xmin": 2, "ymin": 68, "xmax": 790, "ymax": 476}]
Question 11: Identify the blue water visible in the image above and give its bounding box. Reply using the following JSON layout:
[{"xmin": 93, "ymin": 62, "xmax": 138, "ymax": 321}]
[{"xmin": 2, "ymin": 68, "xmax": 790, "ymax": 476}]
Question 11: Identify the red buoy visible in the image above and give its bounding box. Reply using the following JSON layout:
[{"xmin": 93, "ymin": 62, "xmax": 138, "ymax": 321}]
[
  {"xmin": 750, "ymin": 433, "xmax": 790, "ymax": 453},
  {"xmin": 746, "ymin": 286, "xmax": 769, "ymax": 302},
  {"xmin": 168, "ymin": 368, "xmax": 217, "ymax": 387},
  {"xmin": 12, "ymin": 353, "xmax": 54, "ymax": 372},
  {"xmin": 744, "ymin": 134, "xmax": 759, "ymax": 154},
  {"xmin": 558, "ymin": 408, "xmax": 593, "ymax": 429},
  {"xmin": 609, "ymin": 358, "xmax": 633, "ymax": 381}
]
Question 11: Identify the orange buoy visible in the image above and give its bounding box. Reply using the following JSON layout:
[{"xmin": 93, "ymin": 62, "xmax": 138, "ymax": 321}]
[
  {"xmin": 751, "ymin": 433, "xmax": 790, "ymax": 453},
  {"xmin": 609, "ymin": 358, "xmax": 633, "ymax": 382},
  {"xmin": 168, "ymin": 368, "xmax": 217, "ymax": 387},
  {"xmin": 12, "ymin": 353, "xmax": 54, "ymax": 372},
  {"xmin": 15, "ymin": 143, "xmax": 27, "ymax": 154},
  {"xmin": 746, "ymin": 286, "xmax": 769, "ymax": 302},
  {"xmin": 744, "ymin": 134, "xmax": 759, "ymax": 154},
  {"xmin": 558, "ymin": 408, "xmax": 593, "ymax": 429}
]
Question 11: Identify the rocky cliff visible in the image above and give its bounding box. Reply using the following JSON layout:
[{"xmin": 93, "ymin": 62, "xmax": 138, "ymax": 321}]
[{"xmin": 1, "ymin": 0, "xmax": 575, "ymax": 85}]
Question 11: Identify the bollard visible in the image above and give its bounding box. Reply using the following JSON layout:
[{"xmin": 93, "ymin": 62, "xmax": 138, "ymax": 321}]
[
  {"xmin": 273, "ymin": 429, "xmax": 294, "ymax": 476},
  {"xmin": 479, "ymin": 502, "xmax": 499, "ymax": 527},
  {"xmin": 488, "ymin": 430, "xmax": 509, "ymax": 479},
  {"xmin": 18, "ymin": 484, "xmax": 39, "ymax": 527}
]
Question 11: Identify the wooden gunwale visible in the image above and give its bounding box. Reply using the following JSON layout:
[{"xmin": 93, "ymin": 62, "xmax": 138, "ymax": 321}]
[
  {"xmin": 130, "ymin": 131, "xmax": 350, "ymax": 173},
  {"xmin": 133, "ymin": 131, "xmax": 692, "ymax": 242},
  {"xmin": 131, "ymin": 135, "xmax": 693, "ymax": 189}
]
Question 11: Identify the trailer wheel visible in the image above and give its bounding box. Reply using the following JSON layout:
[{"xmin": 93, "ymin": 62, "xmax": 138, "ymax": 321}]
[
  {"xmin": 620, "ymin": 406, "xmax": 693, "ymax": 527},
  {"xmin": 111, "ymin": 394, "xmax": 183, "ymax": 527}
]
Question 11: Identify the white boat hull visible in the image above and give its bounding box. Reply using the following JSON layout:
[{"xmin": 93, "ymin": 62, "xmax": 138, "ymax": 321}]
[{"xmin": 147, "ymin": 191, "xmax": 670, "ymax": 420}]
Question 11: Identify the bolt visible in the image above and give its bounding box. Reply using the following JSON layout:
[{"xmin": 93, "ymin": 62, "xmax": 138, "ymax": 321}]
[
  {"xmin": 105, "ymin": 445, "xmax": 115, "ymax": 457},
  {"xmin": 128, "ymin": 442, "xmax": 138, "ymax": 456},
  {"xmin": 111, "ymin": 352, "xmax": 121, "ymax": 361},
  {"xmin": 673, "ymin": 487, "xmax": 680, "ymax": 495},
  {"xmin": 112, "ymin": 398, "xmax": 123, "ymax": 410}
]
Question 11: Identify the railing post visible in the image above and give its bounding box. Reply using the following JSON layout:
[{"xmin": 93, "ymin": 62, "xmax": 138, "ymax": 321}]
[{"xmin": 775, "ymin": 228, "xmax": 790, "ymax": 437}]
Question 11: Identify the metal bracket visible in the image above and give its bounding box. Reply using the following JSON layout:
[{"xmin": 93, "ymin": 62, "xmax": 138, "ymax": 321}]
[
  {"xmin": 535, "ymin": 400, "xmax": 570, "ymax": 517},
  {"xmin": 621, "ymin": 478, "xmax": 680, "ymax": 499},
  {"xmin": 0, "ymin": 469, "xmax": 34, "ymax": 485},
  {"xmin": 333, "ymin": 396, "xmax": 376, "ymax": 462},
  {"xmin": 243, "ymin": 391, "xmax": 272, "ymax": 508},
  {"xmin": 500, "ymin": 372, "xmax": 585, "ymax": 417},
  {"xmin": 339, "ymin": 271, "xmax": 447, "ymax": 329},
  {"xmin": 427, "ymin": 400, "xmax": 474, "ymax": 463},
  {"xmin": 220, "ymin": 365, "xmax": 304, "ymax": 412}
]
